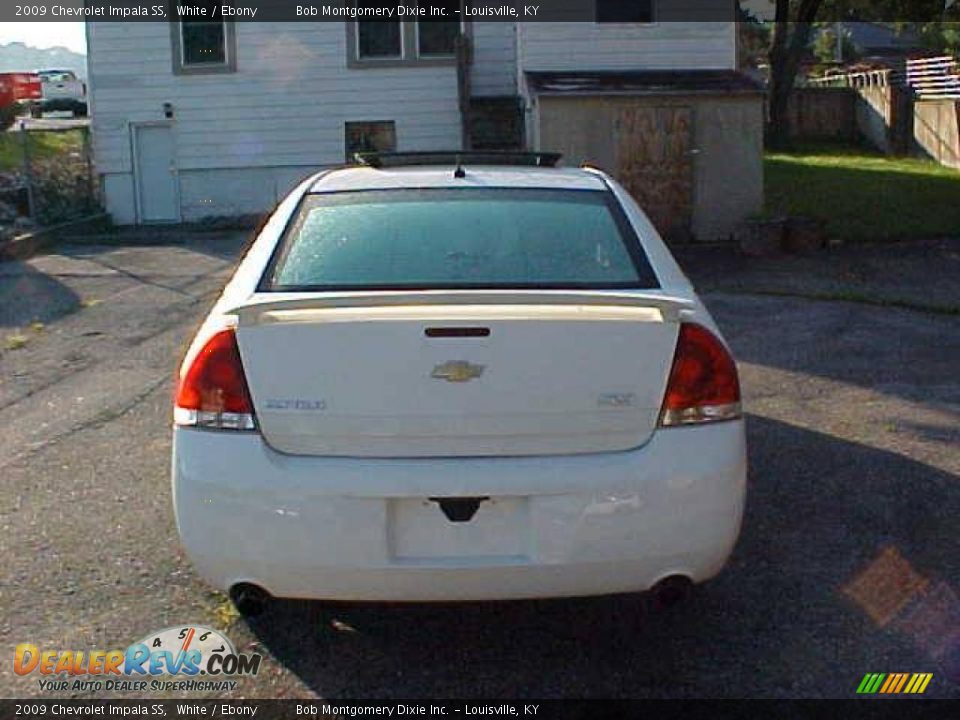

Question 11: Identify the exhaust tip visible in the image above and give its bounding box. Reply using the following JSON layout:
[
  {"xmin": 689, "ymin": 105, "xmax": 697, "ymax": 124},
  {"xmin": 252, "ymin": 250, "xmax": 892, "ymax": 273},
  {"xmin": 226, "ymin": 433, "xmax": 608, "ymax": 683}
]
[
  {"xmin": 648, "ymin": 575, "xmax": 694, "ymax": 611},
  {"xmin": 229, "ymin": 583, "xmax": 272, "ymax": 618}
]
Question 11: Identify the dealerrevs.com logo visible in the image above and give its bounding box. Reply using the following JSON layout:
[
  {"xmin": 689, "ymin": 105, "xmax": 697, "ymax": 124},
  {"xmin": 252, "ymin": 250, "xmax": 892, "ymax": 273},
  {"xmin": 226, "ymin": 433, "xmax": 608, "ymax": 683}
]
[{"xmin": 14, "ymin": 626, "xmax": 262, "ymax": 693}]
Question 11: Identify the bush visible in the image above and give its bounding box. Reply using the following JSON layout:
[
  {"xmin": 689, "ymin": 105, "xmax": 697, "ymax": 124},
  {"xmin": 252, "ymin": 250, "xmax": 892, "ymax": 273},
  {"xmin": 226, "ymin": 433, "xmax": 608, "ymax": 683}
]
[
  {"xmin": 0, "ymin": 102, "xmax": 22, "ymax": 132},
  {"xmin": 30, "ymin": 155, "xmax": 96, "ymax": 224}
]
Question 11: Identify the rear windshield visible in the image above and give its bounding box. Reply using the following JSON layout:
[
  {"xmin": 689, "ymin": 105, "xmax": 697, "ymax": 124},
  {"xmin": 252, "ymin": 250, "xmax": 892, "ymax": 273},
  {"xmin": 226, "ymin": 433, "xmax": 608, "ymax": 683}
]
[
  {"xmin": 40, "ymin": 71, "xmax": 76, "ymax": 82},
  {"xmin": 262, "ymin": 188, "xmax": 659, "ymax": 291}
]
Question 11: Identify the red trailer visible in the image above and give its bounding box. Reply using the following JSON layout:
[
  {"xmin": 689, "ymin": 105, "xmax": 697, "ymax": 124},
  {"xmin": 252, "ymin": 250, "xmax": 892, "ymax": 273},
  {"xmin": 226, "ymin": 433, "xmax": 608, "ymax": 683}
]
[{"xmin": 0, "ymin": 72, "xmax": 43, "ymax": 110}]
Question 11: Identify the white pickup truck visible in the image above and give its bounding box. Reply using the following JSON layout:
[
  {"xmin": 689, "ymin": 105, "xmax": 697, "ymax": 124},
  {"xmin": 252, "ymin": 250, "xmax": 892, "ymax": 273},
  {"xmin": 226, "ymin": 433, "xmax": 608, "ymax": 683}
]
[{"xmin": 30, "ymin": 69, "xmax": 87, "ymax": 118}]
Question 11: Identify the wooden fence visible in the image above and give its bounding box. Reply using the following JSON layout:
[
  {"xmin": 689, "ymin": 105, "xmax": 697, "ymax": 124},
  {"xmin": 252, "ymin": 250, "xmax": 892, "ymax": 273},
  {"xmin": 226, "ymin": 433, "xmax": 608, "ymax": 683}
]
[{"xmin": 804, "ymin": 57, "xmax": 960, "ymax": 167}]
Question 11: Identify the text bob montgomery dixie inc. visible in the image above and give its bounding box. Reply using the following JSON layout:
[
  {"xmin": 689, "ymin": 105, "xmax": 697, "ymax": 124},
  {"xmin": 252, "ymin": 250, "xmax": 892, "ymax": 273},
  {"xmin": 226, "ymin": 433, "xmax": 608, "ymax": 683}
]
[
  {"xmin": 296, "ymin": 704, "xmax": 531, "ymax": 717},
  {"xmin": 298, "ymin": 4, "xmax": 528, "ymax": 17}
]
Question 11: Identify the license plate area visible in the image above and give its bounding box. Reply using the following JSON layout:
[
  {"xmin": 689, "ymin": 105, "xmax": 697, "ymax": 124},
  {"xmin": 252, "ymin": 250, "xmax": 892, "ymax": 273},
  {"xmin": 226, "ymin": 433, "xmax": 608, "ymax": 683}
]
[{"xmin": 388, "ymin": 497, "xmax": 529, "ymax": 561}]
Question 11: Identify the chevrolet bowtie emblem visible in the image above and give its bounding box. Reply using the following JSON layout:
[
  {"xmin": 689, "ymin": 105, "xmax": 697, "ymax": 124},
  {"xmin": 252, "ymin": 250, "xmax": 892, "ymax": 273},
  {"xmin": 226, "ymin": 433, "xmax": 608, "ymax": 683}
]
[{"xmin": 431, "ymin": 360, "xmax": 485, "ymax": 383}]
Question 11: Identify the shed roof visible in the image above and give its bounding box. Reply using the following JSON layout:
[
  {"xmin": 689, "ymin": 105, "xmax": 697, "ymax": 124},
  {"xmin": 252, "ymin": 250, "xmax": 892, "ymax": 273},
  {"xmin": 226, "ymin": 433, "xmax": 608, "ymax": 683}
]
[{"xmin": 526, "ymin": 70, "xmax": 763, "ymax": 97}]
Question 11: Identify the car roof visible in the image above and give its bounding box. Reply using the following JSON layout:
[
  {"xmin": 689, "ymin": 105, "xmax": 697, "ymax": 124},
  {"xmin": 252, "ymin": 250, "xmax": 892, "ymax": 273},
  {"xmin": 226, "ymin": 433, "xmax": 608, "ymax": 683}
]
[{"xmin": 308, "ymin": 165, "xmax": 609, "ymax": 193}]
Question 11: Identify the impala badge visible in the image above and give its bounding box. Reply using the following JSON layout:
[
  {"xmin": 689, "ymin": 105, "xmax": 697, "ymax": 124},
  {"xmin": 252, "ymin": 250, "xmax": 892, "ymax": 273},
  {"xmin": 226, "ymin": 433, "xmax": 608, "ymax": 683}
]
[
  {"xmin": 431, "ymin": 360, "xmax": 485, "ymax": 383},
  {"xmin": 598, "ymin": 393, "xmax": 636, "ymax": 408}
]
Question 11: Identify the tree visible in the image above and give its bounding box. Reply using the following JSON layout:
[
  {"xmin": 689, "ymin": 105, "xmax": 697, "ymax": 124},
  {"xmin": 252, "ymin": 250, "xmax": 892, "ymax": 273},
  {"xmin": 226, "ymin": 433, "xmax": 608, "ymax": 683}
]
[
  {"xmin": 914, "ymin": 20, "xmax": 960, "ymax": 55},
  {"xmin": 767, "ymin": 0, "xmax": 825, "ymax": 149},
  {"xmin": 812, "ymin": 23, "xmax": 858, "ymax": 65},
  {"xmin": 0, "ymin": 102, "xmax": 22, "ymax": 132},
  {"xmin": 764, "ymin": 1, "xmax": 956, "ymax": 148}
]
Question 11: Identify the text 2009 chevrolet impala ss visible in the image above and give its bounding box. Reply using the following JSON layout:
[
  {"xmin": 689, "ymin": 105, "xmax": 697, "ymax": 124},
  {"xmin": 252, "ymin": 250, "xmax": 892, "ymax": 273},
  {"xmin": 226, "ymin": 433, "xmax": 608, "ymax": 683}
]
[{"xmin": 171, "ymin": 152, "xmax": 746, "ymax": 613}]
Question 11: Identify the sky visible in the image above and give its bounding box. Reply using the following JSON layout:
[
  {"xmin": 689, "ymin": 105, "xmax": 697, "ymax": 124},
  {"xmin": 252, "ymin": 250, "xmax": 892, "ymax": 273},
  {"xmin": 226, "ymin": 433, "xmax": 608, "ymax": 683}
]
[{"xmin": 0, "ymin": 23, "xmax": 87, "ymax": 54}]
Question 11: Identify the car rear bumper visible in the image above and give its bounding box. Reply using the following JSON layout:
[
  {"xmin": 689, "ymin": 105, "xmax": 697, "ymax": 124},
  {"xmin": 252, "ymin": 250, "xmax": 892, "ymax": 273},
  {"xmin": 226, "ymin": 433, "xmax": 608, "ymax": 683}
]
[
  {"xmin": 172, "ymin": 420, "xmax": 746, "ymax": 601},
  {"xmin": 39, "ymin": 98, "xmax": 86, "ymax": 111}
]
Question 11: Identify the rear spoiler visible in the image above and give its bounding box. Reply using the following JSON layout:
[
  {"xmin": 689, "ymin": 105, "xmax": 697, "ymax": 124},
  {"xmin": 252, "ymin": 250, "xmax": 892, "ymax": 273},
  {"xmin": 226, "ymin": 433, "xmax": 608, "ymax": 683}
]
[{"xmin": 228, "ymin": 290, "xmax": 696, "ymax": 325}]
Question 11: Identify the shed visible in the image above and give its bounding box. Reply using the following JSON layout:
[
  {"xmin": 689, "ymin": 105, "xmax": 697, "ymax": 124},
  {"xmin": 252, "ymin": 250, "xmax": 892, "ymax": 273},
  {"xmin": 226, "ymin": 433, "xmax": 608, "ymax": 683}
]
[{"xmin": 526, "ymin": 70, "xmax": 765, "ymax": 242}]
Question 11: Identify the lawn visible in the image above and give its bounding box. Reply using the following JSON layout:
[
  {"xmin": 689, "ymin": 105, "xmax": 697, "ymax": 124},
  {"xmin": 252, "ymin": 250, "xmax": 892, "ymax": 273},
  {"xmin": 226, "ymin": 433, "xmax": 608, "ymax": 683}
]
[
  {"xmin": 0, "ymin": 129, "xmax": 86, "ymax": 173},
  {"xmin": 765, "ymin": 142, "xmax": 960, "ymax": 242}
]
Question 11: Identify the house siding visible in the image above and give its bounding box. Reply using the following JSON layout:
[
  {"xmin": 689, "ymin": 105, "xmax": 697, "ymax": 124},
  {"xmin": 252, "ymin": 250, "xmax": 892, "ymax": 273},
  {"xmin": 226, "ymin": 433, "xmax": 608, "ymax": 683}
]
[
  {"xmin": 470, "ymin": 22, "xmax": 517, "ymax": 97},
  {"xmin": 89, "ymin": 16, "xmax": 742, "ymax": 224},
  {"xmin": 88, "ymin": 21, "xmax": 462, "ymax": 221},
  {"xmin": 517, "ymin": 22, "xmax": 737, "ymax": 73},
  {"xmin": 515, "ymin": 20, "xmax": 737, "ymax": 146}
]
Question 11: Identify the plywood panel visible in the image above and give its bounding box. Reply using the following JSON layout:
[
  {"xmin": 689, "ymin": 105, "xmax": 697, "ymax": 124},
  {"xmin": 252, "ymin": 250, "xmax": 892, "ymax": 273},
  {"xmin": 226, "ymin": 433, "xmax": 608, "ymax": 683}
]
[{"xmin": 615, "ymin": 106, "xmax": 693, "ymax": 240}]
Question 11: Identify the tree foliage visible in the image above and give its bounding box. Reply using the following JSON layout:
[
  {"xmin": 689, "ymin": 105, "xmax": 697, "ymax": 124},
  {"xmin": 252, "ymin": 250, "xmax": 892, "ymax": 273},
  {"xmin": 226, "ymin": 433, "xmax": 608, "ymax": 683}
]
[
  {"xmin": 0, "ymin": 102, "xmax": 21, "ymax": 132},
  {"xmin": 812, "ymin": 24, "xmax": 858, "ymax": 65},
  {"xmin": 762, "ymin": 0, "xmax": 959, "ymax": 148},
  {"xmin": 766, "ymin": 0, "xmax": 824, "ymax": 148}
]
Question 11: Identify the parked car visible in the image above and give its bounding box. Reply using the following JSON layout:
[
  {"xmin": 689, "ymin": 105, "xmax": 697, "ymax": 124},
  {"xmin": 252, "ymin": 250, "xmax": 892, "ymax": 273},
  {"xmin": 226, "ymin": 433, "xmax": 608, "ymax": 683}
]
[
  {"xmin": 31, "ymin": 69, "xmax": 87, "ymax": 118},
  {"xmin": 171, "ymin": 152, "xmax": 747, "ymax": 615}
]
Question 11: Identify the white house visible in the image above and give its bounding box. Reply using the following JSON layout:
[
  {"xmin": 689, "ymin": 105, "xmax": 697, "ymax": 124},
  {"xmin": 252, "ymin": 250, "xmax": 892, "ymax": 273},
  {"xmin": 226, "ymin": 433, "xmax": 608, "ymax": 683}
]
[{"xmin": 86, "ymin": 6, "xmax": 763, "ymax": 241}]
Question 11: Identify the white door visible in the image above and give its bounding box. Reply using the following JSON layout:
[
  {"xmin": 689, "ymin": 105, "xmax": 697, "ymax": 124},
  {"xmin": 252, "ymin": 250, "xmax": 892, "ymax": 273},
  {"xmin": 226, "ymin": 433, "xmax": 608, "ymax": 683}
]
[{"xmin": 134, "ymin": 124, "xmax": 178, "ymax": 223}]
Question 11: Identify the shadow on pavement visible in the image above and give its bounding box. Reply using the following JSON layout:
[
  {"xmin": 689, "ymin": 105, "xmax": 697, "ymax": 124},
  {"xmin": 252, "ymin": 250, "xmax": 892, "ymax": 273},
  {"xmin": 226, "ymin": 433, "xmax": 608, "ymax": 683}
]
[
  {"xmin": 0, "ymin": 259, "xmax": 82, "ymax": 328},
  {"xmin": 706, "ymin": 292, "xmax": 960, "ymax": 417},
  {"xmin": 242, "ymin": 415, "xmax": 959, "ymax": 699},
  {"xmin": 61, "ymin": 228, "xmax": 253, "ymax": 263}
]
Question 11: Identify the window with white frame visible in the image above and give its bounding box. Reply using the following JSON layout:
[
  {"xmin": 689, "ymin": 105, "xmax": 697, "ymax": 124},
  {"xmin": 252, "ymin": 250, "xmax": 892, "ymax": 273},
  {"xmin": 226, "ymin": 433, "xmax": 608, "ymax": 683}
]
[
  {"xmin": 181, "ymin": 21, "xmax": 228, "ymax": 65},
  {"xmin": 349, "ymin": 2, "xmax": 465, "ymax": 66},
  {"xmin": 170, "ymin": 1, "xmax": 237, "ymax": 74}
]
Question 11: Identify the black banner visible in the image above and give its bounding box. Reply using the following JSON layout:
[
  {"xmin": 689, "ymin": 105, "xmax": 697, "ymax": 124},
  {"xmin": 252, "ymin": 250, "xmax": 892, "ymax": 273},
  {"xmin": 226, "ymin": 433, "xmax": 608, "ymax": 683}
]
[
  {"xmin": 1, "ymin": 699, "xmax": 957, "ymax": 720},
  {"xmin": 3, "ymin": 0, "xmax": 959, "ymax": 23}
]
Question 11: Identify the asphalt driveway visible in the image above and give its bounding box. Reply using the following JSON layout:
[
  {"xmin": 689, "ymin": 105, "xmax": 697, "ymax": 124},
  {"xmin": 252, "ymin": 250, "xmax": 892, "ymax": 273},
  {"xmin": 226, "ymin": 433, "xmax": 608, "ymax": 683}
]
[{"xmin": 1, "ymin": 235, "xmax": 957, "ymax": 699}]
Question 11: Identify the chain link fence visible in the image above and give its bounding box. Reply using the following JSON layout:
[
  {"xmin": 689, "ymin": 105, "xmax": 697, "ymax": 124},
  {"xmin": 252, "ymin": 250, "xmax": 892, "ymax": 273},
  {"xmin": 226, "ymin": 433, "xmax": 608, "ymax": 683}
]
[{"xmin": 1, "ymin": 123, "xmax": 100, "ymax": 242}]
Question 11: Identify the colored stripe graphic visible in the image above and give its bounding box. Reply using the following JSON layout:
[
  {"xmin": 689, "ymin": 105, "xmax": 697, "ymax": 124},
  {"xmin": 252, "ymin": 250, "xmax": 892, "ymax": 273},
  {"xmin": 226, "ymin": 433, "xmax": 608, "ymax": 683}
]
[
  {"xmin": 893, "ymin": 673, "xmax": 909, "ymax": 693},
  {"xmin": 856, "ymin": 673, "xmax": 886, "ymax": 693},
  {"xmin": 857, "ymin": 672, "xmax": 933, "ymax": 694},
  {"xmin": 905, "ymin": 673, "xmax": 934, "ymax": 694}
]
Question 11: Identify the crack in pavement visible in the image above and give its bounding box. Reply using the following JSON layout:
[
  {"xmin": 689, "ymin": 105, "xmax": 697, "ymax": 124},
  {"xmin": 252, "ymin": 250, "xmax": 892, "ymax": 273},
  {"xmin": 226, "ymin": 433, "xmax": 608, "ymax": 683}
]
[
  {"xmin": 1, "ymin": 374, "xmax": 170, "ymax": 472},
  {"xmin": 0, "ymin": 288, "xmax": 219, "ymax": 413}
]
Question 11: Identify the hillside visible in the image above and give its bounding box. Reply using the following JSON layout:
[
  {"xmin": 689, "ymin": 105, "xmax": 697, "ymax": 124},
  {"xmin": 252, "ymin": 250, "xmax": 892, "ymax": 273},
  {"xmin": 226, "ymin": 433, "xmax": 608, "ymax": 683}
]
[{"xmin": 0, "ymin": 42, "xmax": 86, "ymax": 78}]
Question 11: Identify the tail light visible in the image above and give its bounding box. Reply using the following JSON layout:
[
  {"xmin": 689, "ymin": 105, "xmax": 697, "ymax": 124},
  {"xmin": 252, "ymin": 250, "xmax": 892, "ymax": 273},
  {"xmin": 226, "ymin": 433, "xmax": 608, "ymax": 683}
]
[
  {"xmin": 174, "ymin": 328, "xmax": 256, "ymax": 431},
  {"xmin": 659, "ymin": 323, "xmax": 741, "ymax": 427}
]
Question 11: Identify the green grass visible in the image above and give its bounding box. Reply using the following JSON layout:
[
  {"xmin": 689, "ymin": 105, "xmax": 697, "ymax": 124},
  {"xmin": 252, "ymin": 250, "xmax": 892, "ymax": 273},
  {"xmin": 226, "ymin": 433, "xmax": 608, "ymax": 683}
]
[
  {"xmin": 765, "ymin": 142, "xmax": 960, "ymax": 242},
  {"xmin": 0, "ymin": 129, "xmax": 85, "ymax": 172}
]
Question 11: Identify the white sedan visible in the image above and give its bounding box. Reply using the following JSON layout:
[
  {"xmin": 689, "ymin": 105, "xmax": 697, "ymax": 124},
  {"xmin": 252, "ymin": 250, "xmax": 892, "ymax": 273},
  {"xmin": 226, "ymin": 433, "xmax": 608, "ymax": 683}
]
[{"xmin": 171, "ymin": 153, "xmax": 746, "ymax": 614}]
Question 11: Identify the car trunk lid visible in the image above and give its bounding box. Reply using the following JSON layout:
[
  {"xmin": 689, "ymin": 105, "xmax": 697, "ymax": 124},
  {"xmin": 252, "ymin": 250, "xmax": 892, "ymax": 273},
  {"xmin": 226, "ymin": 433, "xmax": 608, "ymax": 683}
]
[{"xmin": 231, "ymin": 291, "xmax": 691, "ymax": 458}]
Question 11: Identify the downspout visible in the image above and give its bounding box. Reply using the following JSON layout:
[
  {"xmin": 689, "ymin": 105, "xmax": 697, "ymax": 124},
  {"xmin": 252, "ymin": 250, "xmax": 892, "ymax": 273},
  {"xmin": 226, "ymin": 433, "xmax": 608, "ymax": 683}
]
[{"xmin": 455, "ymin": 33, "xmax": 473, "ymax": 150}]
